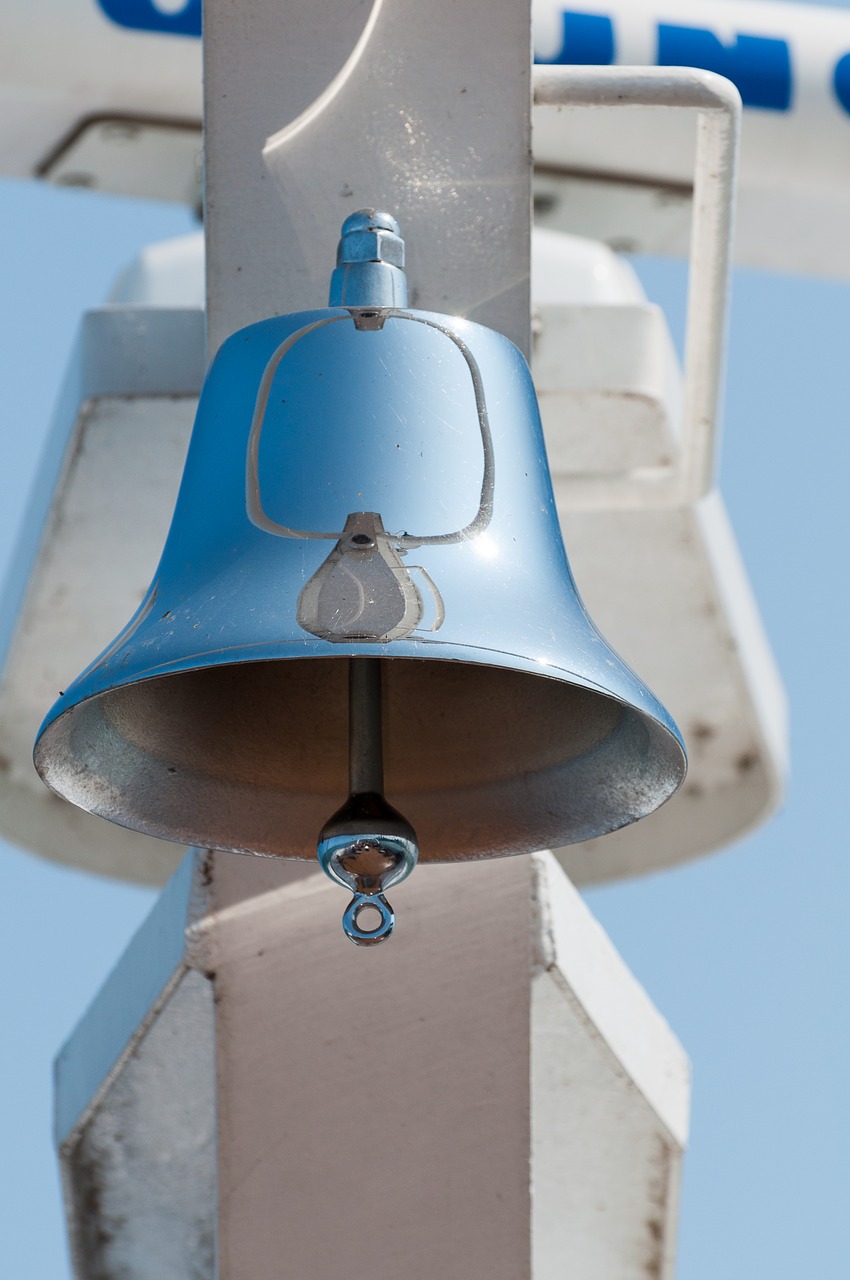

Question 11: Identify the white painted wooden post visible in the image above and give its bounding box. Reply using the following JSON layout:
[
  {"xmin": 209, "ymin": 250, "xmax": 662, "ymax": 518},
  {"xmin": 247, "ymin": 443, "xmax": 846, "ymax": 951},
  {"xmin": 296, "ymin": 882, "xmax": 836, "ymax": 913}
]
[
  {"xmin": 204, "ymin": 852, "xmax": 689, "ymax": 1280},
  {"xmin": 55, "ymin": 850, "xmax": 689, "ymax": 1279},
  {"xmin": 201, "ymin": 5, "xmax": 539, "ymax": 1268},
  {"xmin": 212, "ymin": 857, "xmax": 533, "ymax": 1280},
  {"xmin": 203, "ymin": 0, "xmax": 532, "ymax": 357}
]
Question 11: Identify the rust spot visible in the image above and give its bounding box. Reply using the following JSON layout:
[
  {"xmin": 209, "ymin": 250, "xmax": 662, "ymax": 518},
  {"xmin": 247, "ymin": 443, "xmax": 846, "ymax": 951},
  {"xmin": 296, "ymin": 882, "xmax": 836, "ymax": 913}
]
[
  {"xmin": 690, "ymin": 721, "xmax": 715, "ymax": 743},
  {"xmin": 736, "ymin": 750, "xmax": 758, "ymax": 774},
  {"xmin": 199, "ymin": 850, "xmax": 214, "ymax": 889},
  {"xmin": 68, "ymin": 1138, "xmax": 128, "ymax": 1263},
  {"xmin": 0, "ymin": 754, "xmax": 10, "ymax": 774},
  {"xmin": 643, "ymin": 1136, "xmax": 672, "ymax": 1278}
]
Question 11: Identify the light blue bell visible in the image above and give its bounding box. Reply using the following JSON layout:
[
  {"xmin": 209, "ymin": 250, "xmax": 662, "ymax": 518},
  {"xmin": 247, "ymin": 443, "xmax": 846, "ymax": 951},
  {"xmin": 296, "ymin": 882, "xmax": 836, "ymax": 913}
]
[{"xmin": 34, "ymin": 210, "xmax": 685, "ymax": 942}]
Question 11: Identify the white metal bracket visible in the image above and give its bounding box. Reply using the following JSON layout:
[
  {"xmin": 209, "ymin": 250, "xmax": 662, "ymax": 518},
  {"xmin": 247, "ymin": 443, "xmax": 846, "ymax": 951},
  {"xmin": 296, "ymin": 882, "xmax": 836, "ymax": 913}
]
[{"xmin": 534, "ymin": 66, "xmax": 741, "ymax": 508}]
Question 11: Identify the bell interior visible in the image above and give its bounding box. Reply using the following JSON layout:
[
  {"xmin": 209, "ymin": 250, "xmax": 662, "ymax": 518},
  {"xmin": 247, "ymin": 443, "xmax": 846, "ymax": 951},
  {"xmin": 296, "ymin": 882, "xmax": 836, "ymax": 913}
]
[{"xmin": 38, "ymin": 657, "xmax": 684, "ymax": 861}]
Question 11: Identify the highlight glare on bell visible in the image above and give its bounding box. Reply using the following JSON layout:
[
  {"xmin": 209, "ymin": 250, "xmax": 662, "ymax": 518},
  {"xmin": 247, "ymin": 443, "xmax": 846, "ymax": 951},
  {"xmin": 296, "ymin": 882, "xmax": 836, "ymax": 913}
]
[{"xmin": 34, "ymin": 209, "xmax": 686, "ymax": 891}]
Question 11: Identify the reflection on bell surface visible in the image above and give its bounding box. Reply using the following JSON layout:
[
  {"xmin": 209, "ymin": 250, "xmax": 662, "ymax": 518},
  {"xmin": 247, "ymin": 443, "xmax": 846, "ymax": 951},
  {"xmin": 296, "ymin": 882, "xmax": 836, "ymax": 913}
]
[{"xmin": 34, "ymin": 209, "xmax": 686, "ymax": 942}]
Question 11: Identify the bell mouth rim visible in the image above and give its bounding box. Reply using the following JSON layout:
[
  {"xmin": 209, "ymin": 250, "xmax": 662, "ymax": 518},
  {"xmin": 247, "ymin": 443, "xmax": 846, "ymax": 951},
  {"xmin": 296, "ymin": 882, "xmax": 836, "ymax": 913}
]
[
  {"xmin": 34, "ymin": 648, "xmax": 686, "ymax": 865},
  {"xmin": 36, "ymin": 641, "xmax": 686, "ymax": 757}
]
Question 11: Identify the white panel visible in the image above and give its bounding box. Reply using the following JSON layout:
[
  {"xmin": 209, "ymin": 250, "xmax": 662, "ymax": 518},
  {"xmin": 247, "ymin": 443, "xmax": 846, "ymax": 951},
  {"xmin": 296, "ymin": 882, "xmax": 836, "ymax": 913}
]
[
  {"xmin": 558, "ymin": 495, "xmax": 787, "ymax": 882},
  {"xmin": 532, "ymin": 0, "xmax": 850, "ymax": 278},
  {"xmin": 62, "ymin": 971, "xmax": 216, "ymax": 1279},
  {"xmin": 0, "ymin": 1, "xmax": 201, "ymax": 179},
  {"xmin": 535, "ymin": 301, "xmax": 680, "ymax": 477},
  {"xmin": 0, "ymin": 307, "xmax": 203, "ymax": 882}
]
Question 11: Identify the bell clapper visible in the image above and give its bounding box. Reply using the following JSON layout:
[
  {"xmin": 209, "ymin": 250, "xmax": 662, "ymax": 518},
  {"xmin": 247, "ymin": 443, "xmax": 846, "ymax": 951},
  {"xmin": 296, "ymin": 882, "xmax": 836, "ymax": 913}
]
[{"xmin": 317, "ymin": 658, "xmax": 419, "ymax": 946}]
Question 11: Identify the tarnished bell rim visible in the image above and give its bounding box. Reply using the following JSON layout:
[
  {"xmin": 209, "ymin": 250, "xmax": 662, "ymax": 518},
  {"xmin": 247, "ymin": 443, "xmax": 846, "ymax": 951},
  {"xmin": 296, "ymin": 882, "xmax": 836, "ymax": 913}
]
[{"xmin": 34, "ymin": 649, "xmax": 686, "ymax": 864}]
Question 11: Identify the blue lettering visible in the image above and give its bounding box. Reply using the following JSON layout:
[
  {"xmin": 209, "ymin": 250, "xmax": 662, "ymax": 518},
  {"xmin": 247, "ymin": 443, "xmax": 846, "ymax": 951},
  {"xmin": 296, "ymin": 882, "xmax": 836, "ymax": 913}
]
[
  {"xmin": 834, "ymin": 52, "xmax": 850, "ymax": 115},
  {"xmin": 535, "ymin": 11, "xmax": 614, "ymax": 66},
  {"xmin": 657, "ymin": 24, "xmax": 792, "ymax": 112},
  {"xmin": 97, "ymin": 0, "xmax": 202, "ymax": 38}
]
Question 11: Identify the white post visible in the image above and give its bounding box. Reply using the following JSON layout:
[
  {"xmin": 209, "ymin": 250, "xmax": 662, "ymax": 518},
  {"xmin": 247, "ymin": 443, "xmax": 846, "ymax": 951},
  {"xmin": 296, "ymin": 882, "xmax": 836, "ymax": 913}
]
[
  {"xmin": 204, "ymin": 0, "xmax": 532, "ymax": 357},
  {"xmin": 204, "ymin": 852, "xmax": 689, "ymax": 1280},
  {"xmin": 201, "ymin": 4, "xmax": 541, "ymax": 1268},
  {"xmin": 54, "ymin": 850, "xmax": 690, "ymax": 1280},
  {"xmin": 212, "ymin": 857, "xmax": 534, "ymax": 1279}
]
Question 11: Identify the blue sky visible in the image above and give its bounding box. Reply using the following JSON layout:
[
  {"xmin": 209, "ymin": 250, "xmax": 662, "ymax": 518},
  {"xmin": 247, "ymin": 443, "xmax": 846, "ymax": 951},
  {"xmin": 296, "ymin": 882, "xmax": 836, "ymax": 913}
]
[
  {"xmin": 591, "ymin": 253, "xmax": 850, "ymax": 1275},
  {"xmin": 0, "ymin": 184, "xmax": 196, "ymax": 1276},
  {"xmin": 1, "ymin": 32, "xmax": 849, "ymax": 1280}
]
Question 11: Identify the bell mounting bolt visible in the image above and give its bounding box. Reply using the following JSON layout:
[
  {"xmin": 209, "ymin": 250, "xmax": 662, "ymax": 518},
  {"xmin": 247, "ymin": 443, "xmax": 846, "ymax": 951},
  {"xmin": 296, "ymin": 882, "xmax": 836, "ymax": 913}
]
[{"xmin": 328, "ymin": 208, "xmax": 408, "ymax": 309}]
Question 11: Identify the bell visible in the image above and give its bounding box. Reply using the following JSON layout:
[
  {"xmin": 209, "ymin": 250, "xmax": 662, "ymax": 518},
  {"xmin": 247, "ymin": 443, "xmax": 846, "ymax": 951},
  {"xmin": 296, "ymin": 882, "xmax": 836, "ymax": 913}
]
[{"xmin": 34, "ymin": 210, "xmax": 686, "ymax": 943}]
